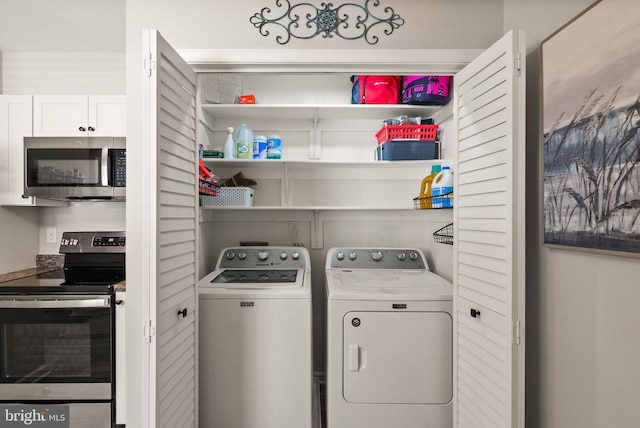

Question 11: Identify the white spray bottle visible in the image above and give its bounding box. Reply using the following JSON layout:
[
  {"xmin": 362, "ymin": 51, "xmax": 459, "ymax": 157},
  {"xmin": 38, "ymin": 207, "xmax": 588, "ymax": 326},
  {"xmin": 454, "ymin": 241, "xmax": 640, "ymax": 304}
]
[{"xmin": 223, "ymin": 127, "xmax": 235, "ymax": 159}]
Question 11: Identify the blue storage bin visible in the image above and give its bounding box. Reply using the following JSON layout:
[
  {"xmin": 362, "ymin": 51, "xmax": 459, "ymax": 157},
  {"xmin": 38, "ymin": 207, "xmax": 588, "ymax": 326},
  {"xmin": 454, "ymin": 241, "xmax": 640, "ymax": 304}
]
[{"xmin": 376, "ymin": 140, "xmax": 438, "ymax": 161}]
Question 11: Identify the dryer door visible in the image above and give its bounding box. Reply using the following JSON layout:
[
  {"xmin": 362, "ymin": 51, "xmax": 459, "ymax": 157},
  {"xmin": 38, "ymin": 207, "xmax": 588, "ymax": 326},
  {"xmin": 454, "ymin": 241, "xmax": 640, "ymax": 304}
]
[{"xmin": 343, "ymin": 311, "xmax": 453, "ymax": 404}]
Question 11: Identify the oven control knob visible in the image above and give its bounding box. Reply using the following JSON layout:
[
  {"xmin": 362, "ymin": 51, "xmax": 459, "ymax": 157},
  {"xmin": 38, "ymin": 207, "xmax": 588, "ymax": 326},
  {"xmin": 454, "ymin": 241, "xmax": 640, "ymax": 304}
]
[
  {"xmin": 225, "ymin": 251, "xmax": 235, "ymax": 260},
  {"xmin": 409, "ymin": 252, "xmax": 419, "ymax": 261},
  {"xmin": 336, "ymin": 251, "xmax": 345, "ymax": 261},
  {"xmin": 258, "ymin": 250, "xmax": 269, "ymax": 261},
  {"xmin": 397, "ymin": 252, "xmax": 406, "ymax": 260},
  {"xmin": 371, "ymin": 250, "xmax": 383, "ymax": 261},
  {"xmin": 292, "ymin": 251, "xmax": 300, "ymax": 260},
  {"xmin": 349, "ymin": 252, "xmax": 357, "ymax": 260},
  {"xmin": 238, "ymin": 252, "xmax": 247, "ymax": 260},
  {"xmin": 42, "ymin": 387, "xmax": 50, "ymax": 395},
  {"xmin": 280, "ymin": 252, "xmax": 288, "ymax": 260}
]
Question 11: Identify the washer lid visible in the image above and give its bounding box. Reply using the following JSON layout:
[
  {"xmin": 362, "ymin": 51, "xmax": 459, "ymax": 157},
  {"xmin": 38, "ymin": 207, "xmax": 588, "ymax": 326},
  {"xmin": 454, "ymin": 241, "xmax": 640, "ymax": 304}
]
[
  {"xmin": 211, "ymin": 269, "xmax": 299, "ymax": 285},
  {"xmin": 325, "ymin": 269, "xmax": 452, "ymax": 300},
  {"xmin": 199, "ymin": 268, "xmax": 310, "ymax": 298}
]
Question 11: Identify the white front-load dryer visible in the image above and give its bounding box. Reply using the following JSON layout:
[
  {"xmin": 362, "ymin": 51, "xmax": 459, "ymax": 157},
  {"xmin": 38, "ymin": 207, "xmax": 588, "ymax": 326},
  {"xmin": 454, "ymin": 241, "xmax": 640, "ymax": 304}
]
[
  {"xmin": 325, "ymin": 247, "xmax": 453, "ymax": 428},
  {"xmin": 199, "ymin": 246, "xmax": 313, "ymax": 428}
]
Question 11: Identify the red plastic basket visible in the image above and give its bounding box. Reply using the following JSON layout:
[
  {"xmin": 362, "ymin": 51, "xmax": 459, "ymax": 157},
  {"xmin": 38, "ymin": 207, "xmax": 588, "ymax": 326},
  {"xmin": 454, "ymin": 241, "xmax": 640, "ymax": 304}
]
[{"xmin": 375, "ymin": 124, "xmax": 438, "ymax": 145}]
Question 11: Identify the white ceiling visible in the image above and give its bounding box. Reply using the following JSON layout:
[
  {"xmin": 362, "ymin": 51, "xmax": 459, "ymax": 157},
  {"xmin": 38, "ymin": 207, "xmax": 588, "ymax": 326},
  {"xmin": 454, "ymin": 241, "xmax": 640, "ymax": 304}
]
[{"xmin": 0, "ymin": 0, "xmax": 124, "ymax": 52}]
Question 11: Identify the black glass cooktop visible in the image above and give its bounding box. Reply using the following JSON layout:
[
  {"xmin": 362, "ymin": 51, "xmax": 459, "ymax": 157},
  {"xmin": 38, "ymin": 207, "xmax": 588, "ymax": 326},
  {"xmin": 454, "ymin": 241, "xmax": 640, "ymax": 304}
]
[{"xmin": 0, "ymin": 270, "xmax": 115, "ymax": 294}]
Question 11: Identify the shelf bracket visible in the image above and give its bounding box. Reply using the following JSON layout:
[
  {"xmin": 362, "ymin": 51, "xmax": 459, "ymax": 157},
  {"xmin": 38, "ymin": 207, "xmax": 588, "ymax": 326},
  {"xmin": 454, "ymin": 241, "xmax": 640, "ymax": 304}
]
[
  {"xmin": 311, "ymin": 210, "xmax": 324, "ymax": 249},
  {"xmin": 309, "ymin": 109, "xmax": 321, "ymax": 159},
  {"xmin": 282, "ymin": 162, "xmax": 292, "ymax": 206}
]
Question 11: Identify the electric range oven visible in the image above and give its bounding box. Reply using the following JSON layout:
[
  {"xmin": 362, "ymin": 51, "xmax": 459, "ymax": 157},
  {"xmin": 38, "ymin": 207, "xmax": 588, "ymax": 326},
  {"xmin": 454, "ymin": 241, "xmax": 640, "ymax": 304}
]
[{"xmin": 0, "ymin": 231, "xmax": 125, "ymax": 428}]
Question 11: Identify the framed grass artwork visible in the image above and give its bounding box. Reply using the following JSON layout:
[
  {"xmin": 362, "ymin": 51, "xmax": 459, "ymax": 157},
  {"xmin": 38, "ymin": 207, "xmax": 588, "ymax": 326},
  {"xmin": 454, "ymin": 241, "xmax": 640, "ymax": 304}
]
[{"xmin": 542, "ymin": 0, "xmax": 640, "ymax": 257}]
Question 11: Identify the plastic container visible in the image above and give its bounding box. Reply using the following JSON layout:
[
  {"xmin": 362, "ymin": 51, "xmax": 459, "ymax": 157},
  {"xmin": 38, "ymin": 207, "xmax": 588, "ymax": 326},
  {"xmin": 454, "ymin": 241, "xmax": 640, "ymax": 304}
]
[
  {"xmin": 376, "ymin": 124, "xmax": 438, "ymax": 145},
  {"xmin": 234, "ymin": 123, "xmax": 253, "ymax": 159},
  {"xmin": 376, "ymin": 140, "xmax": 438, "ymax": 161},
  {"xmin": 432, "ymin": 166, "xmax": 453, "ymax": 208},
  {"xmin": 200, "ymin": 187, "xmax": 254, "ymax": 207},
  {"xmin": 267, "ymin": 135, "xmax": 282, "ymax": 159},
  {"xmin": 223, "ymin": 127, "xmax": 235, "ymax": 159},
  {"xmin": 253, "ymin": 135, "xmax": 267, "ymax": 159},
  {"xmin": 419, "ymin": 164, "xmax": 442, "ymax": 209}
]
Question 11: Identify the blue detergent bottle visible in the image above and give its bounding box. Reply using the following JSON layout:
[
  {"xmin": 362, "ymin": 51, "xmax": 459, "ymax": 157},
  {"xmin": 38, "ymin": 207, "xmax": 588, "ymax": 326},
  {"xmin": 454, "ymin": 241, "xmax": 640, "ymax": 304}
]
[{"xmin": 431, "ymin": 165, "xmax": 454, "ymax": 208}]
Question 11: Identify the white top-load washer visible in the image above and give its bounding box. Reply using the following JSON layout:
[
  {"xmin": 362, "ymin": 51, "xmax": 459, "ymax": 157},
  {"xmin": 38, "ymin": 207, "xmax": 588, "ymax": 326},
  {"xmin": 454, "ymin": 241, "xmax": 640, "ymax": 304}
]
[
  {"xmin": 325, "ymin": 247, "xmax": 453, "ymax": 428},
  {"xmin": 199, "ymin": 246, "xmax": 313, "ymax": 428}
]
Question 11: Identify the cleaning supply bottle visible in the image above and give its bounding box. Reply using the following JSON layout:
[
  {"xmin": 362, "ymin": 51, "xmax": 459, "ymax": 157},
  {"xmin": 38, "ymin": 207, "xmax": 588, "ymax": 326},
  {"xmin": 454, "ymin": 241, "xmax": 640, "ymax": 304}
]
[
  {"xmin": 234, "ymin": 123, "xmax": 253, "ymax": 159},
  {"xmin": 432, "ymin": 165, "xmax": 454, "ymax": 208},
  {"xmin": 419, "ymin": 164, "xmax": 441, "ymax": 209},
  {"xmin": 223, "ymin": 127, "xmax": 235, "ymax": 159}
]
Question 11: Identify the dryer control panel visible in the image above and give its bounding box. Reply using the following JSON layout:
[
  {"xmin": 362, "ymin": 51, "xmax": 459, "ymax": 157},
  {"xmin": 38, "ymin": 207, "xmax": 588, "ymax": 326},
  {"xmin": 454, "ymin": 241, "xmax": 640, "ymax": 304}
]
[{"xmin": 326, "ymin": 248, "xmax": 427, "ymax": 270}]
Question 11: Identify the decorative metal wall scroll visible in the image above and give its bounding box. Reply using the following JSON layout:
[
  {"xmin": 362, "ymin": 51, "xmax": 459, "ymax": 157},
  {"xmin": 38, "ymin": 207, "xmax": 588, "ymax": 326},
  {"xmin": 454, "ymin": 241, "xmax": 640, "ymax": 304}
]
[{"xmin": 250, "ymin": 0, "xmax": 405, "ymax": 45}]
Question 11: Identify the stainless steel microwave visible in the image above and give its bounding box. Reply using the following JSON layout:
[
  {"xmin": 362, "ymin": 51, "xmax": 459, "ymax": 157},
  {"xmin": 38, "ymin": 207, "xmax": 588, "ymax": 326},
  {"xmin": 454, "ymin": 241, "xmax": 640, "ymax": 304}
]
[{"xmin": 24, "ymin": 137, "xmax": 126, "ymax": 201}]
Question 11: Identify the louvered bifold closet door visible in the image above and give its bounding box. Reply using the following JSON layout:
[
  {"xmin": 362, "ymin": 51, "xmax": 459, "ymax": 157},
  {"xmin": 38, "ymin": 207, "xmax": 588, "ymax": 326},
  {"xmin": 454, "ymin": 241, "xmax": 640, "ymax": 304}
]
[
  {"xmin": 144, "ymin": 29, "xmax": 198, "ymax": 428},
  {"xmin": 452, "ymin": 30, "xmax": 526, "ymax": 428}
]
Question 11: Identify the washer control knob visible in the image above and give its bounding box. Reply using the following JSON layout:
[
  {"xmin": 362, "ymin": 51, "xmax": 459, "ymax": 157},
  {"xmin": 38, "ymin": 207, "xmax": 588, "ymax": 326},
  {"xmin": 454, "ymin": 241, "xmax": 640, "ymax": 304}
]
[
  {"xmin": 397, "ymin": 252, "xmax": 406, "ymax": 260},
  {"xmin": 349, "ymin": 252, "xmax": 357, "ymax": 260},
  {"xmin": 371, "ymin": 250, "xmax": 383, "ymax": 261},
  {"xmin": 292, "ymin": 251, "xmax": 300, "ymax": 260},
  {"xmin": 225, "ymin": 251, "xmax": 235, "ymax": 260},
  {"xmin": 238, "ymin": 252, "xmax": 247, "ymax": 260},
  {"xmin": 409, "ymin": 252, "xmax": 419, "ymax": 261},
  {"xmin": 258, "ymin": 250, "xmax": 269, "ymax": 261},
  {"xmin": 336, "ymin": 251, "xmax": 345, "ymax": 261},
  {"xmin": 280, "ymin": 252, "xmax": 288, "ymax": 260}
]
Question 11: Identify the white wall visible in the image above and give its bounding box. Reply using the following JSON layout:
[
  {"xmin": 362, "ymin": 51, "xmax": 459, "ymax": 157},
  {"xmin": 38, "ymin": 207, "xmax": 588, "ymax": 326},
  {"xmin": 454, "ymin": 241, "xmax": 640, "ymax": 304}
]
[
  {"xmin": 1, "ymin": 52, "xmax": 125, "ymax": 95},
  {"xmin": 504, "ymin": 0, "xmax": 640, "ymax": 427},
  {"xmin": 0, "ymin": 207, "xmax": 38, "ymax": 272},
  {"xmin": 128, "ymin": 0, "xmax": 503, "ymax": 50},
  {"xmin": 0, "ymin": 0, "xmax": 125, "ymax": 53},
  {"xmin": 38, "ymin": 202, "xmax": 126, "ymax": 253}
]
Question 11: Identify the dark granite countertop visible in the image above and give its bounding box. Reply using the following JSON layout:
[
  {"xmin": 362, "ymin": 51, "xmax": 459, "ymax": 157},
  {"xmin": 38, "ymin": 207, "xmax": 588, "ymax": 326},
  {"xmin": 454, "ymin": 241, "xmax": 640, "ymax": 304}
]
[{"xmin": 0, "ymin": 267, "xmax": 64, "ymax": 283}]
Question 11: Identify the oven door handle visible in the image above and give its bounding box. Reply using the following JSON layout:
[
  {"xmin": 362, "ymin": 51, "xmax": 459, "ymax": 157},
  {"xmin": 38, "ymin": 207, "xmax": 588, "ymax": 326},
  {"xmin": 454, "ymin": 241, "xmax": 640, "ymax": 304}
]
[{"xmin": 0, "ymin": 297, "xmax": 111, "ymax": 308}]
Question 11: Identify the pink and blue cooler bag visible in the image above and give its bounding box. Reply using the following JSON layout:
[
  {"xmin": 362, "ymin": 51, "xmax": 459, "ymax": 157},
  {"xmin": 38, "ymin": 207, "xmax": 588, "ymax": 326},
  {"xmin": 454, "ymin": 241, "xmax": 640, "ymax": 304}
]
[{"xmin": 401, "ymin": 76, "xmax": 451, "ymax": 105}]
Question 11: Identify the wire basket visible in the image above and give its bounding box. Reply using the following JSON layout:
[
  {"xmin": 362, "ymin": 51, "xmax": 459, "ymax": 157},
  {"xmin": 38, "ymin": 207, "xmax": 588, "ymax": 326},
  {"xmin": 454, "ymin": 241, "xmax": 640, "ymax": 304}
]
[
  {"xmin": 413, "ymin": 192, "xmax": 453, "ymax": 209},
  {"xmin": 433, "ymin": 223, "xmax": 454, "ymax": 245}
]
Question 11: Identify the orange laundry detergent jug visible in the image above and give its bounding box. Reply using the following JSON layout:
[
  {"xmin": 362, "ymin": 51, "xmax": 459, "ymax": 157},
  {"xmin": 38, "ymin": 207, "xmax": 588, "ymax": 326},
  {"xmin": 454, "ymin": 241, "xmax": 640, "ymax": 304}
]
[{"xmin": 419, "ymin": 164, "xmax": 441, "ymax": 209}]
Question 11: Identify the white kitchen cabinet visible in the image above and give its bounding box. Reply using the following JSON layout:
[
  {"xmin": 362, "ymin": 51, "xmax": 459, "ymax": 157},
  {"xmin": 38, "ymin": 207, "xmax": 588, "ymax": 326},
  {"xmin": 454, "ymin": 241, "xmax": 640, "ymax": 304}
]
[
  {"xmin": 33, "ymin": 95, "xmax": 126, "ymax": 137},
  {"xmin": 0, "ymin": 95, "xmax": 66, "ymax": 206}
]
